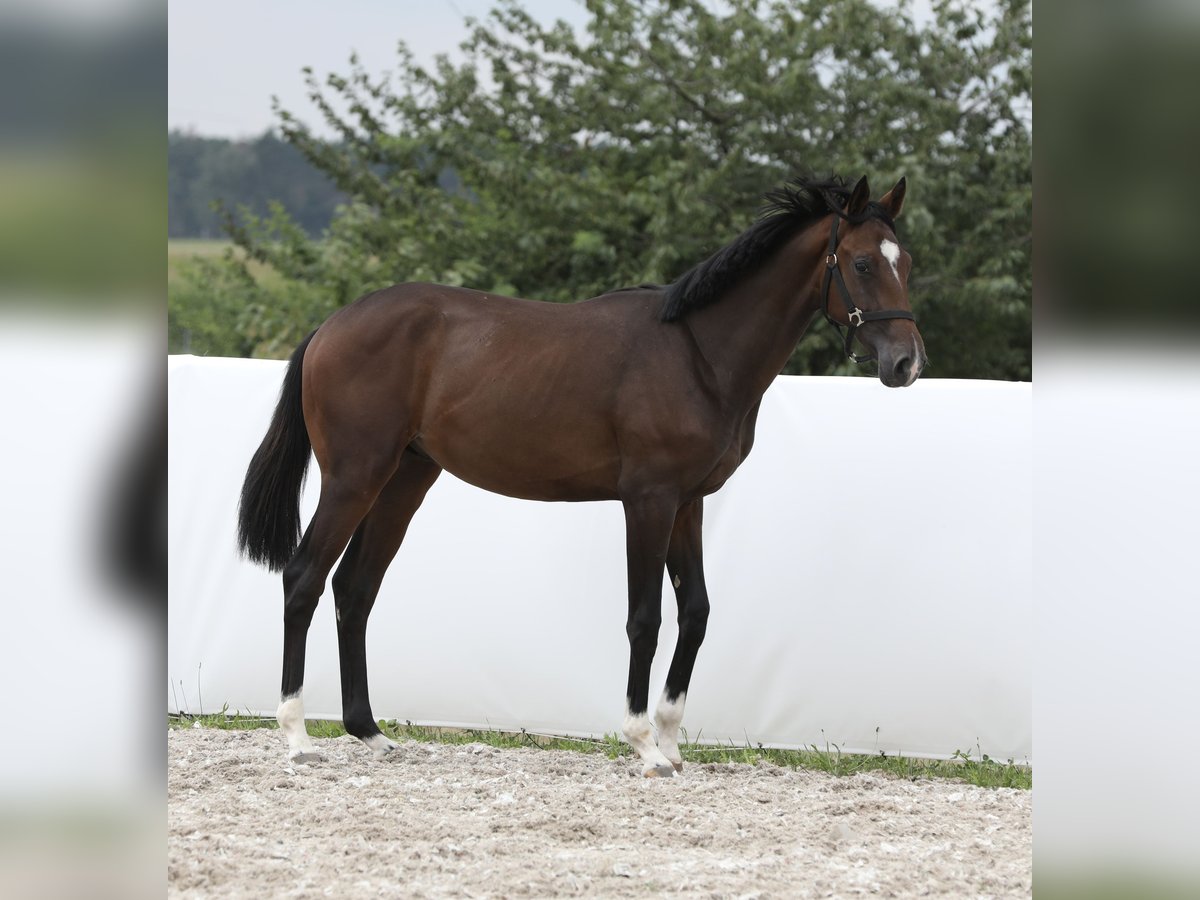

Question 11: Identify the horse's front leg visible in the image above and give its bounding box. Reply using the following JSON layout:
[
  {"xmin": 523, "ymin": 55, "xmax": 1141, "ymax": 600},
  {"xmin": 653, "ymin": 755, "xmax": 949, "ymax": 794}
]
[
  {"xmin": 620, "ymin": 491, "xmax": 679, "ymax": 778},
  {"xmin": 656, "ymin": 497, "xmax": 709, "ymax": 773}
]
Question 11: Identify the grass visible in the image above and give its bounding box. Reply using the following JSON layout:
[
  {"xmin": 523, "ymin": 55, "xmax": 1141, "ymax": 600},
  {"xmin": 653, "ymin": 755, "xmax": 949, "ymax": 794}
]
[
  {"xmin": 169, "ymin": 708, "xmax": 1031, "ymax": 790},
  {"xmin": 1034, "ymin": 874, "xmax": 1200, "ymax": 900},
  {"xmin": 167, "ymin": 238, "xmax": 282, "ymax": 287}
]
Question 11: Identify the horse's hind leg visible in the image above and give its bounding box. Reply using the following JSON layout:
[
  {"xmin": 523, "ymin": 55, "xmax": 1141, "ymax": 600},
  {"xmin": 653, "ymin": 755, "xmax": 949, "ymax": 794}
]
[
  {"xmin": 331, "ymin": 451, "xmax": 442, "ymax": 757},
  {"xmin": 277, "ymin": 467, "xmax": 393, "ymax": 763},
  {"xmin": 656, "ymin": 498, "xmax": 710, "ymax": 773}
]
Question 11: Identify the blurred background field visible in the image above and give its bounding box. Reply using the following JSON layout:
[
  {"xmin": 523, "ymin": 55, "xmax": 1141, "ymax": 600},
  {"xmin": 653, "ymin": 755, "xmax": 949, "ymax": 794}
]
[
  {"xmin": 168, "ymin": 240, "xmax": 281, "ymax": 290},
  {"xmin": 168, "ymin": 239, "xmax": 226, "ymax": 291}
]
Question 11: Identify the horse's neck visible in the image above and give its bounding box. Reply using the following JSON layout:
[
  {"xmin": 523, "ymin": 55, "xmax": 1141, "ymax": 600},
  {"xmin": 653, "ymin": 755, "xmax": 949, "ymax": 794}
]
[{"xmin": 683, "ymin": 223, "xmax": 827, "ymax": 409}]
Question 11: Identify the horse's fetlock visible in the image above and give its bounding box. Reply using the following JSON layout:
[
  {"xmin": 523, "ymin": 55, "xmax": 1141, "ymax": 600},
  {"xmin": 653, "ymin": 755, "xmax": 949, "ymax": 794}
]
[{"xmin": 343, "ymin": 710, "xmax": 380, "ymax": 740}]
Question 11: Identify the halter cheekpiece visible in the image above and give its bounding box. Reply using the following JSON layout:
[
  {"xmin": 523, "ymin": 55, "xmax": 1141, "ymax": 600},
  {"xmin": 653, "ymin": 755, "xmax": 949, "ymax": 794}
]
[{"xmin": 820, "ymin": 215, "xmax": 915, "ymax": 364}]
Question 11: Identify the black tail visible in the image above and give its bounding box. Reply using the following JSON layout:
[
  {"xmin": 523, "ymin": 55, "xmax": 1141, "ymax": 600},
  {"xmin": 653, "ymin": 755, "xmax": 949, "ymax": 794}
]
[{"xmin": 237, "ymin": 331, "xmax": 317, "ymax": 572}]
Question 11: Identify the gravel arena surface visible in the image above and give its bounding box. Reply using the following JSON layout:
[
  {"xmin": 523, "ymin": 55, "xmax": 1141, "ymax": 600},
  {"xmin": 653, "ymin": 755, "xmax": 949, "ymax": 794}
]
[{"xmin": 168, "ymin": 728, "xmax": 1031, "ymax": 898}]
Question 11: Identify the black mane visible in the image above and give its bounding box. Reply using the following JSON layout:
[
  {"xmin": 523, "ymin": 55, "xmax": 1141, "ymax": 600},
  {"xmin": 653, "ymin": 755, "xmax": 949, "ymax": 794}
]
[{"xmin": 659, "ymin": 175, "xmax": 895, "ymax": 322}]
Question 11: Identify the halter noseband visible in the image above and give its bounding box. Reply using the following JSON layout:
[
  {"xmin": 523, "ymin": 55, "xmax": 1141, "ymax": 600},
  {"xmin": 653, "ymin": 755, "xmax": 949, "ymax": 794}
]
[{"xmin": 820, "ymin": 215, "xmax": 915, "ymax": 364}]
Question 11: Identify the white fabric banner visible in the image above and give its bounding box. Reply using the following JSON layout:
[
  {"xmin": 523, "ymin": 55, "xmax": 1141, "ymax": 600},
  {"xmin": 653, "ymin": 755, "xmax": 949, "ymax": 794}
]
[{"xmin": 168, "ymin": 356, "xmax": 1031, "ymax": 763}]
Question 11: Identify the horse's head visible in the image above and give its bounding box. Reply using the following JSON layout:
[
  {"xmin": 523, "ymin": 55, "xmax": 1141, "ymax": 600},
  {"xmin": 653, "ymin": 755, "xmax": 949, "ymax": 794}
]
[{"xmin": 823, "ymin": 176, "xmax": 926, "ymax": 388}]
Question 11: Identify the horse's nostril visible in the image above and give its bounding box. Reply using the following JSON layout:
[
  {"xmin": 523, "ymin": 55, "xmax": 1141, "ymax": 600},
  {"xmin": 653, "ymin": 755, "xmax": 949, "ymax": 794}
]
[{"xmin": 893, "ymin": 356, "xmax": 911, "ymax": 381}]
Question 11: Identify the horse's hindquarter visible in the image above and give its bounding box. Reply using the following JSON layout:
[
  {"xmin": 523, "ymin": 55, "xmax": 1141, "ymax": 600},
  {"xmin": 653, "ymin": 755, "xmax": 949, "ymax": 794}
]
[{"xmin": 306, "ymin": 284, "xmax": 753, "ymax": 502}]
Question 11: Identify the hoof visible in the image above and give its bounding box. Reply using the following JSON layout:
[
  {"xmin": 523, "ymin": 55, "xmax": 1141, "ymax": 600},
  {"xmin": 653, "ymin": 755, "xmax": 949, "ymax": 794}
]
[
  {"xmin": 362, "ymin": 733, "xmax": 398, "ymax": 758},
  {"xmin": 671, "ymin": 760, "xmax": 684, "ymax": 773},
  {"xmin": 289, "ymin": 749, "xmax": 323, "ymax": 765},
  {"xmin": 644, "ymin": 763, "xmax": 679, "ymax": 779}
]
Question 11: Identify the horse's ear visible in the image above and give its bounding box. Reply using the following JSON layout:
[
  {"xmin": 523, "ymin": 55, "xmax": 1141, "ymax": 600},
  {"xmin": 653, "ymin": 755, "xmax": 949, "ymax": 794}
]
[
  {"xmin": 847, "ymin": 175, "xmax": 871, "ymax": 216},
  {"xmin": 880, "ymin": 177, "xmax": 906, "ymax": 219}
]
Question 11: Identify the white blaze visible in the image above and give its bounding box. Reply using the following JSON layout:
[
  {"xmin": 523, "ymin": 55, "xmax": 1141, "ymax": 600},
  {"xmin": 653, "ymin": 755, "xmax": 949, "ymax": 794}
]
[{"xmin": 880, "ymin": 239, "xmax": 901, "ymax": 283}]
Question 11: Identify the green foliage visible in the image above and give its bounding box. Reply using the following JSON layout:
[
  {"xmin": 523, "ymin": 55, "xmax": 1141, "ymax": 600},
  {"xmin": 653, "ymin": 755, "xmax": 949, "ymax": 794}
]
[
  {"xmin": 169, "ymin": 251, "xmax": 255, "ymax": 357},
  {"xmin": 167, "ymin": 237, "xmax": 329, "ymax": 357},
  {"xmin": 190, "ymin": 0, "xmax": 1031, "ymax": 377}
]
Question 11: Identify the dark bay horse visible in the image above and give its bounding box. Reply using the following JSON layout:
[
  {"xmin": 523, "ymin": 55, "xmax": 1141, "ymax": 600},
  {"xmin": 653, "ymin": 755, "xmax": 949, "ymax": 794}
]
[{"xmin": 237, "ymin": 174, "xmax": 926, "ymax": 776}]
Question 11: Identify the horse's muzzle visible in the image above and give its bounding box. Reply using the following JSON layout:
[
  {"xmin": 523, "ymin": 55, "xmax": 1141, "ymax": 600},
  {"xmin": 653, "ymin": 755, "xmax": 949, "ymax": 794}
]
[{"xmin": 879, "ymin": 349, "xmax": 926, "ymax": 388}]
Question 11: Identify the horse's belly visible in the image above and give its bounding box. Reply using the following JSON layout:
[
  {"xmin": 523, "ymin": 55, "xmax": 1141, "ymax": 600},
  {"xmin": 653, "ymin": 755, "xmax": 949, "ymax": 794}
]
[{"xmin": 413, "ymin": 425, "xmax": 621, "ymax": 502}]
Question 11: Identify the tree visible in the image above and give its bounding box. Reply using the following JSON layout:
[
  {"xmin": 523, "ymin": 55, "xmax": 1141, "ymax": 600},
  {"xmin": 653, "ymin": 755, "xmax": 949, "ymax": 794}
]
[
  {"xmin": 168, "ymin": 131, "xmax": 347, "ymax": 238},
  {"xmin": 199, "ymin": 0, "xmax": 1030, "ymax": 378}
]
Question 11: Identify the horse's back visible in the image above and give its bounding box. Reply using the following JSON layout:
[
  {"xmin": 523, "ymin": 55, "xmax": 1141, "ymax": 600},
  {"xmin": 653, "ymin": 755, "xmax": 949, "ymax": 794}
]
[{"xmin": 318, "ymin": 281, "xmax": 659, "ymax": 349}]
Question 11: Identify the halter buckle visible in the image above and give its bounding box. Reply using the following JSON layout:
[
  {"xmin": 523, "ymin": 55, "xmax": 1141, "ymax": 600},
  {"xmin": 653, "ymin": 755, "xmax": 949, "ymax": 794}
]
[
  {"xmin": 847, "ymin": 308, "xmax": 864, "ymax": 327},
  {"xmin": 825, "ymin": 253, "xmax": 837, "ymax": 268}
]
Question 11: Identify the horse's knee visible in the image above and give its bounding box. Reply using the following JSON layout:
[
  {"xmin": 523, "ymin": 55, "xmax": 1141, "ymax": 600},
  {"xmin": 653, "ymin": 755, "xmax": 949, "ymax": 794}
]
[
  {"xmin": 331, "ymin": 562, "xmax": 357, "ymax": 608},
  {"xmin": 680, "ymin": 595, "xmax": 710, "ymax": 643},
  {"xmin": 330, "ymin": 563, "xmax": 353, "ymax": 602},
  {"xmin": 626, "ymin": 607, "xmax": 662, "ymax": 655}
]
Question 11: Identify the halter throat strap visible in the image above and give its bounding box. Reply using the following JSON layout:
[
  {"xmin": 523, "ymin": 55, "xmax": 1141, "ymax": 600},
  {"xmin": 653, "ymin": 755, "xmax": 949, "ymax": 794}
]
[{"xmin": 820, "ymin": 215, "xmax": 915, "ymax": 364}]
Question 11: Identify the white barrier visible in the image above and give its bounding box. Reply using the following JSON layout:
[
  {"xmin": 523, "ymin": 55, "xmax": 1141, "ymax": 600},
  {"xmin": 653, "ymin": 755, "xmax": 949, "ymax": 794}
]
[{"xmin": 168, "ymin": 356, "xmax": 1031, "ymax": 763}]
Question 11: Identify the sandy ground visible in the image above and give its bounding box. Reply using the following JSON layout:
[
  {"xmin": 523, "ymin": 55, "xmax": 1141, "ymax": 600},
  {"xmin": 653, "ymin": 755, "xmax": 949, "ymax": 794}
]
[{"xmin": 168, "ymin": 728, "xmax": 1031, "ymax": 898}]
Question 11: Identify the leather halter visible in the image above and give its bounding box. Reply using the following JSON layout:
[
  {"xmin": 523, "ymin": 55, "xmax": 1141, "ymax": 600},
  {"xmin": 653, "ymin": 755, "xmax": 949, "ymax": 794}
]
[{"xmin": 820, "ymin": 215, "xmax": 916, "ymax": 364}]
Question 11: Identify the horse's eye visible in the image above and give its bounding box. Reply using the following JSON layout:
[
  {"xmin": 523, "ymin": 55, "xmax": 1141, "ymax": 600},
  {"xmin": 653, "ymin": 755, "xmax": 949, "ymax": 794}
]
[{"xmin": 854, "ymin": 259, "xmax": 869, "ymax": 274}]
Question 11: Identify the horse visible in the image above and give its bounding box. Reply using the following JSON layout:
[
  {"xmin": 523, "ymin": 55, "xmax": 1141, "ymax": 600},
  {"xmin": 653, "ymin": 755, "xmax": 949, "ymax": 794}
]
[{"xmin": 237, "ymin": 174, "xmax": 926, "ymax": 777}]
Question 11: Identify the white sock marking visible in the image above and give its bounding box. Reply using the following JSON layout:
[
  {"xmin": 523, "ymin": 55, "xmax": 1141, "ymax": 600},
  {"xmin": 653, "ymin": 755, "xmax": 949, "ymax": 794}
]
[
  {"xmin": 880, "ymin": 239, "xmax": 901, "ymax": 283},
  {"xmin": 277, "ymin": 691, "xmax": 320, "ymax": 762},
  {"xmin": 623, "ymin": 704, "xmax": 675, "ymax": 775},
  {"xmin": 362, "ymin": 733, "xmax": 398, "ymax": 757},
  {"xmin": 654, "ymin": 691, "xmax": 687, "ymax": 768}
]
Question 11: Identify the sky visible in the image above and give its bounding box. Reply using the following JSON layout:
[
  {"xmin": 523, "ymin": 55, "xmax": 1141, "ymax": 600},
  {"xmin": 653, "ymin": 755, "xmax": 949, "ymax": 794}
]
[
  {"xmin": 168, "ymin": 0, "xmax": 595, "ymax": 139},
  {"xmin": 168, "ymin": 0, "xmax": 944, "ymax": 140}
]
